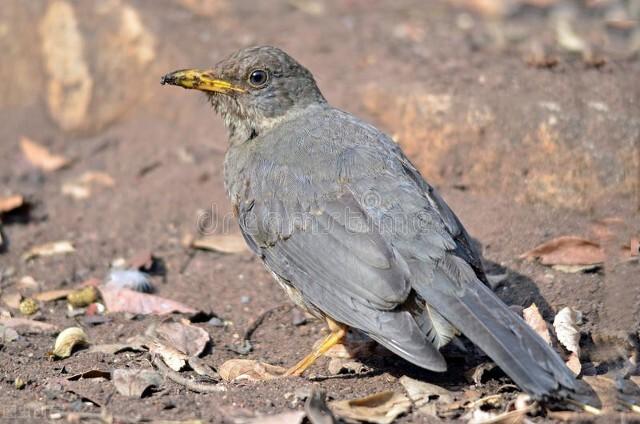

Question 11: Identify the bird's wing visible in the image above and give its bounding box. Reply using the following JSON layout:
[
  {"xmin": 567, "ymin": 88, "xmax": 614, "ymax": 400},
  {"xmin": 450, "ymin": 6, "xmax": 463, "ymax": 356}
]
[{"xmin": 237, "ymin": 189, "xmax": 448, "ymax": 371}]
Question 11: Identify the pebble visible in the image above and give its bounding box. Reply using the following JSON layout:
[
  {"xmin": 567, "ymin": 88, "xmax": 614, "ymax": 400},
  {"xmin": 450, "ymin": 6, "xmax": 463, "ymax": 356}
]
[
  {"xmin": 207, "ymin": 317, "xmax": 225, "ymax": 327},
  {"xmin": 240, "ymin": 295, "xmax": 251, "ymax": 304}
]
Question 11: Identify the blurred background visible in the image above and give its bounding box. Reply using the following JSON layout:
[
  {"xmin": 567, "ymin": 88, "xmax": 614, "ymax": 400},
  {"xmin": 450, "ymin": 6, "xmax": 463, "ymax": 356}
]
[{"xmin": 0, "ymin": 0, "xmax": 638, "ymax": 420}]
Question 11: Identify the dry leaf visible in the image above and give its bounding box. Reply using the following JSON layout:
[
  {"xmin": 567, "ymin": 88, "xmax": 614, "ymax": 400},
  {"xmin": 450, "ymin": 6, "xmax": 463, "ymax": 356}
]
[
  {"xmin": 112, "ymin": 369, "xmax": 162, "ymax": 397},
  {"xmin": 67, "ymin": 369, "xmax": 111, "ymax": 381},
  {"xmin": 22, "ymin": 240, "xmax": 75, "ymax": 261},
  {"xmin": 0, "ymin": 317, "xmax": 59, "ymax": 334},
  {"xmin": 553, "ymin": 307, "xmax": 582, "ymax": 354},
  {"xmin": 0, "ymin": 195, "xmax": 24, "ymax": 214},
  {"xmin": 62, "ymin": 171, "xmax": 115, "ymax": 199},
  {"xmin": 400, "ymin": 375, "xmax": 452, "ymax": 418},
  {"xmin": 147, "ymin": 338, "xmax": 189, "ymax": 371},
  {"xmin": 522, "ymin": 304, "xmax": 552, "ymax": 345},
  {"xmin": 34, "ymin": 289, "xmax": 74, "ymax": 302},
  {"xmin": 52, "ymin": 327, "xmax": 88, "ymax": 358},
  {"xmin": 218, "ymin": 359, "xmax": 286, "ymax": 382},
  {"xmin": 20, "ymin": 137, "xmax": 69, "ymax": 172},
  {"xmin": 155, "ymin": 320, "xmax": 209, "ymax": 357},
  {"xmin": 99, "ymin": 286, "xmax": 196, "ymax": 315},
  {"xmin": 327, "ymin": 358, "xmax": 369, "ymax": 376},
  {"xmin": 565, "ymin": 352, "xmax": 581, "ymax": 376},
  {"xmin": 466, "ymin": 362, "xmax": 497, "ymax": 385},
  {"xmin": 520, "ymin": 236, "xmax": 604, "ymax": 267},
  {"xmin": 192, "ymin": 233, "xmax": 248, "ymax": 254},
  {"xmin": 630, "ymin": 238, "xmax": 639, "ymax": 257},
  {"xmin": 330, "ymin": 391, "xmax": 411, "ymax": 424},
  {"xmin": 2, "ymin": 292, "xmax": 22, "ymax": 309}
]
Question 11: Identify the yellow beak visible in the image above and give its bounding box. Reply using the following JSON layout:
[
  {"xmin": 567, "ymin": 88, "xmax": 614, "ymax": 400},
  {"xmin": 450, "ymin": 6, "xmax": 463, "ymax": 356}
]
[{"xmin": 161, "ymin": 69, "xmax": 245, "ymax": 93}]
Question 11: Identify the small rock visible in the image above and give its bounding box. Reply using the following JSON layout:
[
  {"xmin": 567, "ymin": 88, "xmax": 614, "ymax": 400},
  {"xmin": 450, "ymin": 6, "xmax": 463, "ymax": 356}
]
[
  {"xmin": 14, "ymin": 377, "xmax": 26, "ymax": 390},
  {"xmin": 207, "ymin": 317, "xmax": 225, "ymax": 327},
  {"xmin": 240, "ymin": 295, "xmax": 251, "ymax": 304}
]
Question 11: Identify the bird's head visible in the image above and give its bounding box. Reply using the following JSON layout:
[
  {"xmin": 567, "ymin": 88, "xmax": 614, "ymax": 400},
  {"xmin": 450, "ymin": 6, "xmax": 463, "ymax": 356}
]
[{"xmin": 161, "ymin": 46, "xmax": 326, "ymax": 142}]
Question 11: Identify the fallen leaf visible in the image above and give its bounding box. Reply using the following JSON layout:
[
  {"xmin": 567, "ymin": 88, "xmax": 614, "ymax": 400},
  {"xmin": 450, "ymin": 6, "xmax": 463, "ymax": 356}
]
[
  {"xmin": 520, "ymin": 236, "xmax": 604, "ymax": 267},
  {"xmin": 62, "ymin": 171, "xmax": 115, "ymax": 199},
  {"xmin": 20, "ymin": 137, "xmax": 69, "ymax": 172},
  {"xmin": 192, "ymin": 233, "xmax": 248, "ymax": 254},
  {"xmin": 22, "ymin": 240, "xmax": 75, "ymax": 261},
  {"xmin": 553, "ymin": 307, "xmax": 582, "ymax": 355},
  {"xmin": 1, "ymin": 292, "xmax": 22, "ymax": 309},
  {"xmin": 155, "ymin": 320, "xmax": 210, "ymax": 357},
  {"xmin": 0, "ymin": 325, "xmax": 19, "ymax": 343},
  {"xmin": 147, "ymin": 338, "xmax": 189, "ymax": 371},
  {"xmin": 0, "ymin": 195, "xmax": 24, "ymax": 214},
  {"xmin": 52, "ymin": 326, "xmax": 88, "ymax": 358},
  {"xmin": 565, "ymin": 352, "xmax": 581, "ymax": 376},
  {"xmin": 327, "ymin": 358, "xmax": 369, "ymax": 376},
  {"xmin": 218, "ymin": 359, "xmax": 285, "ymax": 382},
  {"xmin": 67, "ymin": 369, "xmax": 111, "ymax": 381},
  {"xmin": 522, "ymin": 304, "xmax": 552, "ymax": 345},
  {"xmin": 400, "ymin": 375, "xmax": 453, "ymax": 418},
  {"xmin": 34, "ymin": 288, "xmax": 77, "ymax": 302},
  {"xmin": 112, "ymin": 369, "xmax": 162, "ymax": 397},
  {"xmin": 465, "ymin": 362, "xmax": 497, "ymax": 385},
  {"xmin": 0, "ymin": 317, "xmax": 59, "ymax": 334},
  {"xmin": 99, "ymin": 286, "xmax": 196, "ymax": 315},
  {"xmin": 330, "ymin": 391, "xmax": 411, "ymax": 424},
  {"xmin": 630, "ymin": 238, "xmax": 639, "ymax": 257}
]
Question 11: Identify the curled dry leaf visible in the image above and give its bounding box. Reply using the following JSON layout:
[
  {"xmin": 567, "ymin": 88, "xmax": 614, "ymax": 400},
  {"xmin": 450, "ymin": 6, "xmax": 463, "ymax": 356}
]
[
  {"xmin": 0, "ymin": 194, "xmax": 24, "ymax": 214},
  {"xmin": 520, "ymin": 236, "xmax": 604, "ymax": 268},
  {"xmin": 112, "ymin": 369, "xmax": 162, "ymax": 398},
  {"xmin": 191, "ymin": 233, "xmax": 248, "ymax": 254},
  {"xmin": 52, "ymin": 327, "xmax": 88, "ymax": 358},
  {"xmin": 330, "ymin": 391, "xmax": 411, "ymax": 424},
  {"xmin": 218, "ymin": 359, "xmax": 285, "ymax": 382},
  {"xmin": 22, "ymin": 240, "xmax": 75, "ymax": 261},
  {"xmin": 99, "ymin": 286, "xmax": 196, "ymax": 315},
  {"xmin": 147, "ymin": 338, "xmax": 189, "ymax": 371},
  {"xmin": 155, "ymin": 320, "xmax": 210, "ymax": 357},
  {"xmin": 522, "ymin": 303, "xmax": 552, "ymax": 346},
  {"xmin": 399, "ymin": 375, "xmax": 453, "ymax": 418},
  {"xmin": 327, "ymin": 358, "xmax": 369, "ymax": 376},
  {"xmin": 553, "ymin": 307, "xmax": 582, "ymax": 376},
  {"xmin": 20, "ymin": 137, "xmax": 69, "ymax": 172},
  {"xmin": 553, "ymin": 307, "xmax": 582, "ymax": 354}
]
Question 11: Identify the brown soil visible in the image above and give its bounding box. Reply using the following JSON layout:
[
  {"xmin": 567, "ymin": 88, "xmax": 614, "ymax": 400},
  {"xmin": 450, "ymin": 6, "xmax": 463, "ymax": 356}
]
[{"xmin": 0, "ymin": 0, "xmax": 638, "ymax": 422}]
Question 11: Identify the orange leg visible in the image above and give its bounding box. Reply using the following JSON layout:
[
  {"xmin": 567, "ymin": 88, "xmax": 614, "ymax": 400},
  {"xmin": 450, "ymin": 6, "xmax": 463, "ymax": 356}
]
[{"xmin": 284, "ymin": 318, "xmax": 347, "ymax": 377}]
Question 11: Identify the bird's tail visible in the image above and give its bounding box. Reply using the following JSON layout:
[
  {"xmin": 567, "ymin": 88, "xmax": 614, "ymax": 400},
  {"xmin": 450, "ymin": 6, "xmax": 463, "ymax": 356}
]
[{"xmin": 413, "ymin": 255, "xmax": 578, "ymax": 399}]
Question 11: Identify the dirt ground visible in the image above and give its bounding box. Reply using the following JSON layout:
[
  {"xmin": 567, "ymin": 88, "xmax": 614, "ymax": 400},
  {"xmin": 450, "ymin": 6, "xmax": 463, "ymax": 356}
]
[{"xmin": 0, "ymin": 0, "xmax": 639, "ymax": 423}]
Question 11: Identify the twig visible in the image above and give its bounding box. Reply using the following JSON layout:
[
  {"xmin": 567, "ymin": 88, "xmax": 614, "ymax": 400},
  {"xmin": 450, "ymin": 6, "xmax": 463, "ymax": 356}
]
[{"xmin": 152, "ymin": 356, "xmax": 226, "ymax": 393}]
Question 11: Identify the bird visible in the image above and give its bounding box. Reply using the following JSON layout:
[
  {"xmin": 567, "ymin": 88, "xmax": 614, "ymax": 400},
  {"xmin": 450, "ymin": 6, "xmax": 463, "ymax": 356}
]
[{"xmin": 161, "ymin": 46, "xmax": 578, "ymax": 399}]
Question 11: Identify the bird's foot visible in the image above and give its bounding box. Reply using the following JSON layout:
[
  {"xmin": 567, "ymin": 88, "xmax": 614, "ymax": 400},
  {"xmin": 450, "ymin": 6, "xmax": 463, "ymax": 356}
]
[{"xmin": 284, "ymin": 321, "xmax": 347, "ymax": 377}]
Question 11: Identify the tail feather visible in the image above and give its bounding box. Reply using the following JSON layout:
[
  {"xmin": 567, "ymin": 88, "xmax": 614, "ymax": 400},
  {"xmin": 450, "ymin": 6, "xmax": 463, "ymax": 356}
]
[{"xmin": 413, "ymin": 255, "xmax": 578, "ymax": 399}]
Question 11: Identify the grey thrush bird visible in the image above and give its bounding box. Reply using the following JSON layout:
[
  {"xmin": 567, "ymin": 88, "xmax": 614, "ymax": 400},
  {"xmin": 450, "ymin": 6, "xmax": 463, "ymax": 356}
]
[{"xmin": 162, "ymin": 46, "xmax": 577, "ymax": 398}]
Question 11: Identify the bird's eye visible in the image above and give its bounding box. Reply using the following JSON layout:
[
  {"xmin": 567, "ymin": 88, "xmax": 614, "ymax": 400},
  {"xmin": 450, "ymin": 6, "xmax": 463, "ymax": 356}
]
[{"xmin": 248, "ymin": 69, "xmax": 269, "ymax": 88}]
